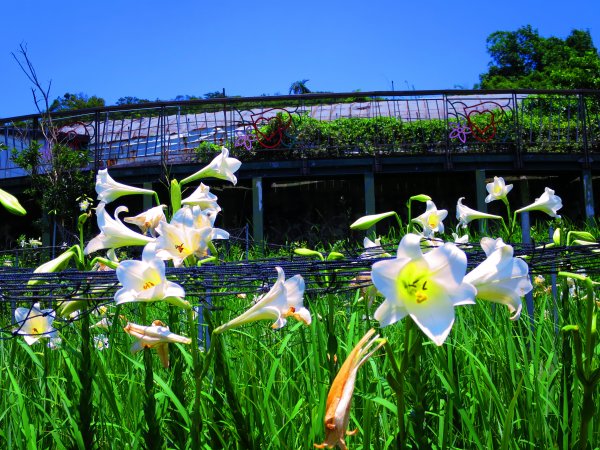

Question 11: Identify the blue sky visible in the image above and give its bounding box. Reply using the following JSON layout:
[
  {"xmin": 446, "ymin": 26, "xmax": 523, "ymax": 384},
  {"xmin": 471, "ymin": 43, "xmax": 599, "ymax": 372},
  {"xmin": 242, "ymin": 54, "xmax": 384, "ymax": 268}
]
[{"xmin": 1, "ymin": 0, "xmax": 599, "ymax": 118}]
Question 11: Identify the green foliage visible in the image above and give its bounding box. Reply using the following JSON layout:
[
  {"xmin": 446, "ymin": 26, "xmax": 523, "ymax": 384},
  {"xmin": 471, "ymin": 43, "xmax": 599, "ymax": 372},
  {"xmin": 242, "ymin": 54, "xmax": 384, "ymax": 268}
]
[
  {"xmin": 10, "ymin": 141, "xmax": 94, "ymax": 231},
  {"xmin": 194, "ymin": 141, "xmax": 223, "ymax": 162},
  {"xmin": 49, "ymin": 92, "xmax": 106, "ymax": 112},
  {"xmin": 479, "ymin": 26, "xmax": 600, "ymax": 89},
  {"xmin": 115, "ymin": 96, "xmax": 151, "ymax": 106}
]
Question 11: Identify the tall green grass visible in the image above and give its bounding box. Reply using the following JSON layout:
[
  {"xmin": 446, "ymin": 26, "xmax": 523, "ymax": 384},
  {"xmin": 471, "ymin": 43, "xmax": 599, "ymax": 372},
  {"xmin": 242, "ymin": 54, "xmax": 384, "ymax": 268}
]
[{"xmin": 0, "ymin": 275, "xmax": 597, "ymax": 449}]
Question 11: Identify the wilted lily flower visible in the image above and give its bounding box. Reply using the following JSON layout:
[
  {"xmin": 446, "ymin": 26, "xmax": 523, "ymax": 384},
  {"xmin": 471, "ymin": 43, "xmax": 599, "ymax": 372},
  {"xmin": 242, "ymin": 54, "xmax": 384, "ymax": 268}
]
[
  {"xmin": 124, "ymin": 320, "xmax": 192, "ymax": 368},
  {"xmin": 181, "ymin": 182, "xmax": 221, "ymax": 211},
  {"xmin": 371, "ymin": 234, "xmax": 476, "ymax": 345},
  {"xmin": 95, "ymin": 169, "xmax": 156, "ymax": 204},
  {"xmin": 14, "ymin": 302, "xmax": 58, "ymax": 345},
  {"xmin": 412, "ymin": 200, "xmax": 447, "ymax": 238},
  {"xmin": 456, "ymin": 197, "xmax": 502, "ymax": 228},
  {"xmin": 180, "ymin": 147, "xmax": 242, "ymax": 186},
  {"xmin": 515, "ymin": 187, "xmax": 563, "ymax": 218},
  {"xmin": 464, "ymin": 238, "xmax": 533, "ymax": 320},
  {"xmin": 84, "ymin": 203, "xmax": 155, "ymax": 255},
  {"xmin": 213, "ymin": 266, "xmax": 310, "ymax": 334},
  {"xmin": 485, "ymin": 176, "xmax": 513, "ymax": 203},
  {"xmin": 124, "ymin": 205, "xmax": 167, "ymax": 237},
  {"xmin": 315, "ymin": 329, "xmax": 385, "ymax": 450},
  {"xmin": 115, "ymin": 244, "xmax": 190, "ymax": 309}
]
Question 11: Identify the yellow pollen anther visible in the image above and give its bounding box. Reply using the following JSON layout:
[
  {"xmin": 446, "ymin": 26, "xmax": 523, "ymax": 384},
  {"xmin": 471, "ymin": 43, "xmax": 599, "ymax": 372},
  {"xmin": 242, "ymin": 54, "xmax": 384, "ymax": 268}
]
[
  {"xmin": 143, "ymin": 281, "xmax": 156, "ymax": 290},
  {"xmin": 415, "ymin": 291, "xmax": 428, "ymax": 303}
]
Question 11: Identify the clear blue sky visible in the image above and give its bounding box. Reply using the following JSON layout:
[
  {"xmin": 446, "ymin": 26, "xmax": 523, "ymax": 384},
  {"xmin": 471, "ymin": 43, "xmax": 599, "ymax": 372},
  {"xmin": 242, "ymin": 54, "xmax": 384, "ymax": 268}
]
[{"xmin": 1, "ymin": 0, "xmax": 599, "ymax": 118}]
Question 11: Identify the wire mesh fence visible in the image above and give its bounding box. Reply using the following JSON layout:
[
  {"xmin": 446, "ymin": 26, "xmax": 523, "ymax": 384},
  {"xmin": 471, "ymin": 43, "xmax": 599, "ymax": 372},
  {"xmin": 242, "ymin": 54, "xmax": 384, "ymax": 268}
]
[{"xmin": 2, "ymin": 240, "xmax": 599, "ymax": 340}]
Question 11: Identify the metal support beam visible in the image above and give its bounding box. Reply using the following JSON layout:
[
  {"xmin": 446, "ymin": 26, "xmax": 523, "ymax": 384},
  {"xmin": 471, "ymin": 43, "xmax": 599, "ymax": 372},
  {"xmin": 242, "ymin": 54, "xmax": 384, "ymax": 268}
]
[
  {"xmin": 475, "ymin": 169, "xmax": 487, "ymax": 234},
  {"xmin": 252, "ymin": 177, "xmax": 264, "ymax": 243},
  {"xmin": 582, "ymin": 169, "xmax": 595, "ymax": 223}
]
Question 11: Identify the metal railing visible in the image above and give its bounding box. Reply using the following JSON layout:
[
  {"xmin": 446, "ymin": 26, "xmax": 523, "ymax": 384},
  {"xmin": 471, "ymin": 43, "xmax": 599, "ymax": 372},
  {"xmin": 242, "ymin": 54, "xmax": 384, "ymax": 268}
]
[{"xmin": 1, "ymin": 89, "xmax": 599, "ymax": 179}]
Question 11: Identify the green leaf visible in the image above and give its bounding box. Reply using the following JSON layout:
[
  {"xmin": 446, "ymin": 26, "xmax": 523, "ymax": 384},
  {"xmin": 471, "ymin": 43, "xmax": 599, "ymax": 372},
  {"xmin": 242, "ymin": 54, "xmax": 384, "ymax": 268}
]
[
  {"xmin": 326, "ymin": 251, "xmax": 344, "ymax": 261},
  {"xmin": 0, "ymin": 188, "xmax": 26, "ymax": 215},
  {"xmin": 409, "ymin": 194, "xmax": 431, "ymax": 203},
  {"xmin": 350, "ymin": 211, "xmax": 396, "ymax": 230},
  {"xmin": 294, "ymin": 248, "xmax": 324, "ymax": 260},
  {"xmin": 28, "ymin": 249, "xmax": 76, "ymax": 285}
]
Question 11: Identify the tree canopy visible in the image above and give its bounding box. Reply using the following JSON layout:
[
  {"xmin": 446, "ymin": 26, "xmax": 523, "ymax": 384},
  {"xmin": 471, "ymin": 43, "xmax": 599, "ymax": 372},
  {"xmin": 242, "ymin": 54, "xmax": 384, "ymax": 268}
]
[
  {"xmin": 49, "ymin": 92, "xmax": 106, "ymax": 112},
  {"xmin": 478, "ymin": 26, "xmax": 600, "ymax": 90}
]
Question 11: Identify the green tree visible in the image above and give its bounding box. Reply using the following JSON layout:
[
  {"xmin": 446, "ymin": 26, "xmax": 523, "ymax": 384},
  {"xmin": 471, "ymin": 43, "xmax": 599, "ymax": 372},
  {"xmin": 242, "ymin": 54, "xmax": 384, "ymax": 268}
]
[
  {"xmin": 116, "ymin": 96, "xmax": 150, "ymax": 105},
  {"xmin": 478, "ymin": 26, "xmax": 600, "ymax": 89},
  {"xmin": 289, "ymin": 79, "xmax": 311, "ymax": 95},
  {"xmin": 49, "ymin": 92, "xmax": 106, "ymax": 112},
  {"xmin": 11, "ymin": 45, "xmax": 94, "ymax": 239}
]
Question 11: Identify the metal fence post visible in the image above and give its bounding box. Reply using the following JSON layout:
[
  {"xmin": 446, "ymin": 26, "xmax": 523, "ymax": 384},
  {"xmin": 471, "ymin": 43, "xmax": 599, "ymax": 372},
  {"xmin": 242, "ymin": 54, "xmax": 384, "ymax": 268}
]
[{"xmin": 579, "ymin": 93, "xmax": 590, "ymax": 168}]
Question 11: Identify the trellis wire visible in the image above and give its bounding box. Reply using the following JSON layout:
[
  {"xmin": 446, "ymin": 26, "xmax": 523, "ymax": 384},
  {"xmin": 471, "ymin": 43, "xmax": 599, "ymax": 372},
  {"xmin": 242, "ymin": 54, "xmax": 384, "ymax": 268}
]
[{"xmin": 1, "ymin": 241, "xmax": 599, "ymax": 340}]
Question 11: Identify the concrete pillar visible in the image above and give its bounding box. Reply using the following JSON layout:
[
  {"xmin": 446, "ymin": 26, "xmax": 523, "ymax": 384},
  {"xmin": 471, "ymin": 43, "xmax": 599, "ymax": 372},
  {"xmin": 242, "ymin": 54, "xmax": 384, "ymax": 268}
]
[
  {"xmin": 143, "ymin": 182, "xmax": 153, "ymax": 211},
  {"xmin": 519, "ymin": 176, "xmax": 535, "ymax": 326},
  {"xmin": 582, "ymin": 169, "xmax": 595, "ymax": 223},
  {"xmin": 475, "ymin": 169, "xmax": 487, "ymax": 234},
  {"xmin": 252, "ymin": 177, "xmax": 264, "ymax": 243},
  {"xmin": 364, "ymin": 172, "xmax": 376, "ymax": 216}
]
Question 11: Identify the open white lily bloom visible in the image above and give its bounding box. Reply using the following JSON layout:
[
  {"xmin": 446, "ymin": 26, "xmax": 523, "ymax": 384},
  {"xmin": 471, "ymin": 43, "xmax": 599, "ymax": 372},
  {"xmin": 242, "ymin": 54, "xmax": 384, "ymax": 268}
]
[
  {"xmin": 155, "ymin": 206, "xmax": 228, "ymax": 266},
  {"xmin": 84, "ymin": 203, "xmax": 154, "ymax": 255},
  {"xmin": 181, "ymin": 147, "xmax": 242, "ymax": 186},
  {"xmin": 485, "ymin": 176, "xmax": 513, "ymax": 203},
  {"xmin": 515, "ymin": 187, "xmax": 563, "ymax": 218},
  {"xmin": 456, "ymin": 197, "xmax": 502, "ymax": 228},
  {"xmin": 14, "ymin": 302, "xmax": 58, "ymax": 345},
  {"xmin": 115, "ymin": 244, "xmax": 189, "ymax": 309},
  {"xmin": 95, "ymin": 169, "xmax": 155, "ymax": 204},
  {"xmin": 371, "ymin": 234, "xmax": 476, "ymax": 346},
  {"xmin": 412, "ymin": 200, "xmax": 447, "ymax": 238},
  {"xmin": 315, "ymin": 329, "xmax": 385, "ymax": 450},
  {"xmin": 124, "ymin": 205, "xmax": 167, "ymax": 237},
  {"xmin": 464, "ymin": 240, "xmax": 533, "ymax": 320},
  {"xmin": 124, "ymin": 320, "xmax": 192, "ymax": 368},
  {"xmin": 181, "ymin": 183, "xmax": 221, "ymax": 211},
  {"xmin": 213, "ymin": 266, "xmax": 310, "ymax": 334}
]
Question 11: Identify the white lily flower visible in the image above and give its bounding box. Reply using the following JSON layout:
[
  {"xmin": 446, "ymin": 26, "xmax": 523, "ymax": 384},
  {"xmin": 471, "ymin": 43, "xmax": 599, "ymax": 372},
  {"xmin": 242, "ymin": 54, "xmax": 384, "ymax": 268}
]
[
  {"xmin": 94, "ymin": 334, "xmax": 109, "ymax": 351},
  {"xmin": 14, "ymin": 303, "xmax": 58, "ymax": 345},
  {"xmin": 456, "ymin": 197, "xmax": 502, "ymax": 228},
  {"xmin": 464, "ymin": 240, "xmax": 533, "ymax": 320},
  {"xmin": 480, "ymin": 237, "xmax": 506, "ymax": 255},
  {"xmin": 412, "ymin": 200, "xmax": 447, "ymax": 238},
  {"xmin": 124, "ymin": 320, "xmax": 192, "ymax": 368},
  {"xmin": 371, "ymin": 234, "xmax": 476, "ymax": 346},
  {"xmin": 84, "ymin": 203, "xmax": 155, "ymax": 255},
  {"xmin": 315, "ymin": 329, "xmax": 385, "ymax": 450},
  {"xmin": 515, "ymin": 187, "xmax": 563, "ymax": 218},
  {"xmin": 485, "ymin": 176, "xmax": 513, "ymax": 203},
  {"xmin": 115, "ymin": 244, "xmax": 189, "ymax": 309},
  {"xmin": 181, "ymin": 183, "xmax": 221, "ymax": 211},
  {"xmin": 452, "ymin": 232, "xmax": 469, "ymax": 244},
  {"xmin": 181, "ymin": 147, "xmax": 242, "ymax": 186},
  {"xmin": 155, "ymin": 206, "xmax": 228, "ymax": 267},
  {"xmin": 91, "ymin": 317, "xmax": 112, "ymax": 330},
  {"xmin": 213, "ymin": 266, "xmax": 310, "ymax": 334},
  {"xmin": 124, "ymin": 205, "xmax": 167, "ymax": 237},
  {"xmin": 95, "ymin": 169, "xmax": 156, "ymax": 204}
]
